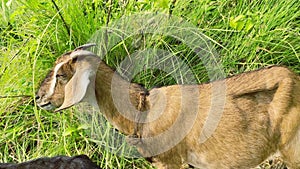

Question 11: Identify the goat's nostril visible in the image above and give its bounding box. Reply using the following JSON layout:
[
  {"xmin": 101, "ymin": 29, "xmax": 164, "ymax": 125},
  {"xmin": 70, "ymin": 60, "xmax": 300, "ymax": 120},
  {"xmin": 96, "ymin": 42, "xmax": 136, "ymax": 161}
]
[{"xmin": 35, "ymin": 95, "xmax": 40, "ymax": 100}]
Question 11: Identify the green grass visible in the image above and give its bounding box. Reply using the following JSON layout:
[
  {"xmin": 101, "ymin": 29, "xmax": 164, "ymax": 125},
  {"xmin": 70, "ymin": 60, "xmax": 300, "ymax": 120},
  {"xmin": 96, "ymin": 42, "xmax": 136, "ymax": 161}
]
[{"xmin": 0, "ymin": 0, "xmax": 299, "ymax": 168}]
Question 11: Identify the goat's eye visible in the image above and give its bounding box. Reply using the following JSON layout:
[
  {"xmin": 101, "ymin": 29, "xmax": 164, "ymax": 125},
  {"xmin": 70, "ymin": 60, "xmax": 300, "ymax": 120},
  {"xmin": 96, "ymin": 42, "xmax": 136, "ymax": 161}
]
[{"xmin": 56, "ymin": 74, "xmax": 66, "ymax": 79}]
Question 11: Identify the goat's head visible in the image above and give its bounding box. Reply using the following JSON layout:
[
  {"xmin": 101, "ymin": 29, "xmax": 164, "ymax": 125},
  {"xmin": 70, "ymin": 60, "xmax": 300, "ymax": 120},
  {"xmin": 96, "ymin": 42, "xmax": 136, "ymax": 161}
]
[{"xmin": 36, "ymin": 43, "xmax": 99, "ymax": 112}]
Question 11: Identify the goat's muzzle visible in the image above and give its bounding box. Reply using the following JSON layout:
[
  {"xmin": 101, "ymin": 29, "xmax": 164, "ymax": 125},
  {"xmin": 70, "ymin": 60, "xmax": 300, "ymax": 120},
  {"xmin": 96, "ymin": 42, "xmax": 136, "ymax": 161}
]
[{"xmin": 35, "ymin": 95, "xmax": 56, "ymax": 111}]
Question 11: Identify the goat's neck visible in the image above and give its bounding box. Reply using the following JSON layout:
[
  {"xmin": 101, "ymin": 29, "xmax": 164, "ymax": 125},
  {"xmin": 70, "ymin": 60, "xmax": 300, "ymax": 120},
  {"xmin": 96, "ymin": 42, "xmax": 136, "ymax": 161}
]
[{"xmin": 94, "ymin": 61, "xmax": 147, "ymax": 135}]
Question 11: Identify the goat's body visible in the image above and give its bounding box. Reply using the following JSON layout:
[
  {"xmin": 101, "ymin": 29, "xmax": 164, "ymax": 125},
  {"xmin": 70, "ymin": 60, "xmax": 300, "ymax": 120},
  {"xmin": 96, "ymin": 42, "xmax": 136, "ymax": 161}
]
[
  {"xmin": 137, "ymin": 66, "xmax": 300, "ymax": 168},
  {"xmin": 36, "ymin": 46, "xmax": 300, "ymax": 169}
]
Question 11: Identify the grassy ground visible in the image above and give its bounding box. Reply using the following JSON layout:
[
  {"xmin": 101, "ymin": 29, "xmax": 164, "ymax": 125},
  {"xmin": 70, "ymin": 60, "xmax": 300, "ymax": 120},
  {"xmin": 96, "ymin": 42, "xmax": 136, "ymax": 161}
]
[{"xmin": 0, "ymin": 0, "xmax": 299, "ymax": 168}]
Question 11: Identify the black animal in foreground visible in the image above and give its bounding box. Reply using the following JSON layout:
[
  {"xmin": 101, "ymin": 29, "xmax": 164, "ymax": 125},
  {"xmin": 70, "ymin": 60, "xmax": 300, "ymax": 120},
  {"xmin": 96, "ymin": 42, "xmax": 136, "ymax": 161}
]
[{"xmin": 0, "ymin": 155, "xmax": 100, "ymax": 169}]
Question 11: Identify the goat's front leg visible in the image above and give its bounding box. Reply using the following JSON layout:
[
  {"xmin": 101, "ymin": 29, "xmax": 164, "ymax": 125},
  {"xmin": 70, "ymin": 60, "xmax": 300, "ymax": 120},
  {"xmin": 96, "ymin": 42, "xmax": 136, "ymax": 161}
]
[{"xmin": 151, "ymin": 153, "xmax": 189, "ymax": 169}]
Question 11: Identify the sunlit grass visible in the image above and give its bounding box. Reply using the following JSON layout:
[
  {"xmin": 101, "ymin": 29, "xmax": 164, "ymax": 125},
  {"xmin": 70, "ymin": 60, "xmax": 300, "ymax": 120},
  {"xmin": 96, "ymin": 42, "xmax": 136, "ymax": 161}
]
[{"xmin": 0, "ymin": 0, "xmax": 299, "ymax": 168}]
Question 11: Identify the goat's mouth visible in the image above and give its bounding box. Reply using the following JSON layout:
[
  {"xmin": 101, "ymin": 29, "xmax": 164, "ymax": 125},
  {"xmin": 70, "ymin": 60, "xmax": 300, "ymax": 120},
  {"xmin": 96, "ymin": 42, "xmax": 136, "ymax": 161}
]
[{"xmin": 38, "ymin": 102, "xmax": 56, "ymax": 110}]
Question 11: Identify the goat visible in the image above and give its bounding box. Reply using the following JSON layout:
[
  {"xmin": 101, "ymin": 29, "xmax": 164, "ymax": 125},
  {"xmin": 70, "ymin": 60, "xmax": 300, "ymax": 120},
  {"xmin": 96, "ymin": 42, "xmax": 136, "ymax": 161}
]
[{"xmin": 36, "ymin": 44, "xmax": 300, "ymax": 169}]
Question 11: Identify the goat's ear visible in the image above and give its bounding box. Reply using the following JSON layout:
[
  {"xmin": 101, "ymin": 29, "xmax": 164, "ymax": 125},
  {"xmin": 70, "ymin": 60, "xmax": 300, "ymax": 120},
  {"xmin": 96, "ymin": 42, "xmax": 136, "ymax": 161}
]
[{"xmin": 55, "ymin": 66, "xmax": 93, "ymax": 112}]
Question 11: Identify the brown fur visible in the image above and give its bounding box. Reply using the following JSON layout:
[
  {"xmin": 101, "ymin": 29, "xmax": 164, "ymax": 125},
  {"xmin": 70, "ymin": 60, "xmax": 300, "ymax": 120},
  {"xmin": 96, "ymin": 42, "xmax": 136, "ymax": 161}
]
[
  {"xmin": 36, "ymin": 48, "xmax": 300, "ymax": 169},
  {"xmin": 37, "ymin": 56, "xmax": 75, "ymax": 108}
]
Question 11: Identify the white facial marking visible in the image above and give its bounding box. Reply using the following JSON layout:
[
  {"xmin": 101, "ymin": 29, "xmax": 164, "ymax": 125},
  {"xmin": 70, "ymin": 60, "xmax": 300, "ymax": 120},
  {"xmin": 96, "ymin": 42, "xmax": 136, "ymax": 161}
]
[{"xmin": 45, "ymin": 61, "xmax": 66, "ymax": 98}]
